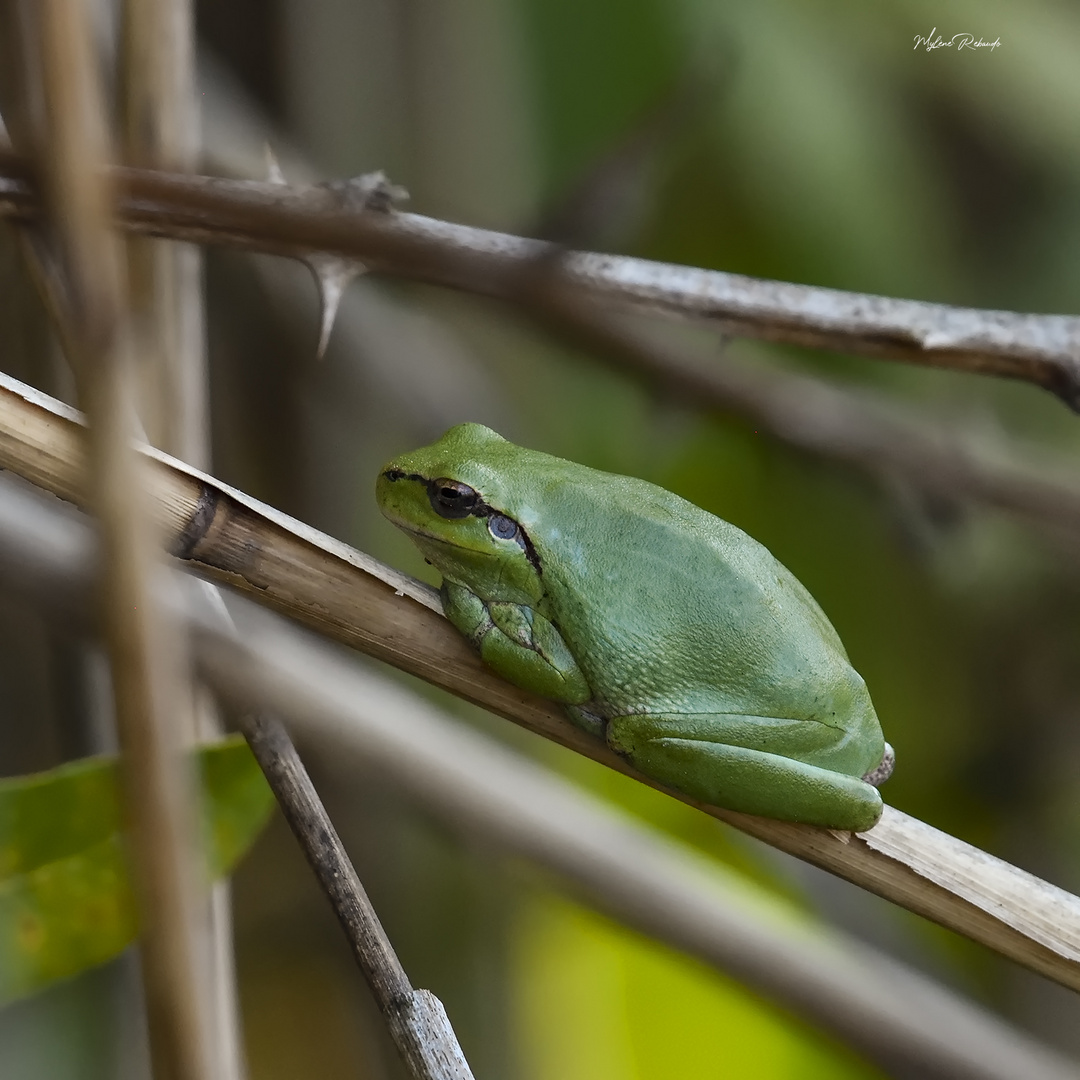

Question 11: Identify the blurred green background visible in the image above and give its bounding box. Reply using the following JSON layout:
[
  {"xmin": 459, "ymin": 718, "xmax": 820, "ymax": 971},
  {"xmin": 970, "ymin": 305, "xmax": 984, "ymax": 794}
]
[{"xmin": 2, "ymin": 0, "xmax": 1080, "ymax": 1077}]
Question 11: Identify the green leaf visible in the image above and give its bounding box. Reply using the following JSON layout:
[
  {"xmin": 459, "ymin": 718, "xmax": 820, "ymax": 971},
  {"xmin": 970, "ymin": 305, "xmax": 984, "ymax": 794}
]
[
  {"xmin": 197, "ymin": 737, "xmax": 276, "ymax": 878},
  {"xmin": 0, "ymin": 736, "xmax": 274, "ymax": 1005},
  {"xmin": 0, "ymin": 756, "xmax": 121, "ymax": 881}
]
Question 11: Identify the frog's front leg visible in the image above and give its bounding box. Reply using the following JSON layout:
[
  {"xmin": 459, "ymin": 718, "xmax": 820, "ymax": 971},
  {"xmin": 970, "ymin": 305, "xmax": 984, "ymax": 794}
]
[
  {"xmin": 607, "ymin": 713, "xmax": 883, "ymax": 831},
  {"xmin": 442, "ymin": 581, "xmax": 590, "ymax": 703}
]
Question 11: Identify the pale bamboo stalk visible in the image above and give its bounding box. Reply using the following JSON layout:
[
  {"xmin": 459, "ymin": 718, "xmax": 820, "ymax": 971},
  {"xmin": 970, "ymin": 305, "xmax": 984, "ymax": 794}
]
[
  {"xmin": 0, "ymin": 367, "xmax": 1076, "ymax": 993},
  {"xmin": 33, "ymin": 4, "xmax": 212, "ymax": 1079},
  {"xmin": 197, "ymin": 598, "xmax": 1080, "ymax": 1080},
  {"xmin": 0, "ymin": 470, "xmax": 1071, "ymax": 1080}
]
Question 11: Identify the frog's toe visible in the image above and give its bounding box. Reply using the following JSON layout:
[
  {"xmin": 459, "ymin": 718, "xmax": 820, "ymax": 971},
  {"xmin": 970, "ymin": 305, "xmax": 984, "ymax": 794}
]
[{"xmin": 861, "ymin": 742, "xmax": 895, "ymax": 788}]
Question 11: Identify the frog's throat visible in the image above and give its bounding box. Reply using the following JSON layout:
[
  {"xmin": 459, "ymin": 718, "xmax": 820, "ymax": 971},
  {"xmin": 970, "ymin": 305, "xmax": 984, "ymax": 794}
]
[
  {"xmin": 402, "ymin": 529, "xmax": 514, "ymax": 584},
  {"xmin": 393, "ymin": 515, "xmax": 543, "ymax": 577},
  {"xmin": 391, "ymin": 520, "xmax": 489, "ymax": 553}
]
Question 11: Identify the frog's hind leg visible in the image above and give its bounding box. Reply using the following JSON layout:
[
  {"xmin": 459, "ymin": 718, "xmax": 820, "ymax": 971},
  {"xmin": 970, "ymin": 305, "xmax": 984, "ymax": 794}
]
[{"xmin": 607, "ymin": 715, "xmax": 883, "ymax": 831}]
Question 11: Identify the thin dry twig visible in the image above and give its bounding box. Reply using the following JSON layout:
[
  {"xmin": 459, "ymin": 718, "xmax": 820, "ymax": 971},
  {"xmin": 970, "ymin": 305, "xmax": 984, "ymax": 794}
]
[
  {"xmin": 0, "ymin": 369, "xmax": 1076, "ymax": 994},
  {"xmin": 235, "ymin": 709, "xmax": 474, "ymax": 1080},
  {"xmin": 0, "ymin": 468, "xmax": 1072, "ymax": 1080},
  {"xmin": 1, "ymin": 148, "xmax": 1078, "ymax": 403},
  {"xmin": 30, "ymin": 4, "xmax": 213, "ymax": 1078}
]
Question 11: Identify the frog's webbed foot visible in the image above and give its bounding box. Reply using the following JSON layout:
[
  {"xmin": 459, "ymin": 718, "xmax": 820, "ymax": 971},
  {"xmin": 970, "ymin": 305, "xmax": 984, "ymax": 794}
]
[
  {"xmin": 441, "ymin": 581, "xmax": 590, "ymax": 704},
  {"xmin": 861, "ymin": 742, "xmax": 895, "ymax": 788}
]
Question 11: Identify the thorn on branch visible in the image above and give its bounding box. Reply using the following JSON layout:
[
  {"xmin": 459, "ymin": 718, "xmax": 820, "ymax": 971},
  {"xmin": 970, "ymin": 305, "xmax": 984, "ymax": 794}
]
[
  {"xmin": 304, "ymin": 172, "xmax": 407, "ymax": 358},
  {"xmin": 264, "ymin": 144, "xmax": 286, "ymax": 186},
  {"xmin": 305, "ymin": 252, "xmax": 365, "ymax": 360}
]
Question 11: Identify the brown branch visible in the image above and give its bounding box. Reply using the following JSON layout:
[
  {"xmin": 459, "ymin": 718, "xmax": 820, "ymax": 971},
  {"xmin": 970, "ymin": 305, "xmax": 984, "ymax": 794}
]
[
  {"xmin": 237, "ymin": 711, "xmax": 474, "ymax": 1080},
  {"xmin": 7, "ymin": 147, "xmax": 1080, "ymax": 545},
  {"xmin": 0, "ymin": 369, "xmax": 1077, "ymax": 994},
  {"xmin": 1, "ymin": 146, "xmax": 1079, "ymax": 404}
]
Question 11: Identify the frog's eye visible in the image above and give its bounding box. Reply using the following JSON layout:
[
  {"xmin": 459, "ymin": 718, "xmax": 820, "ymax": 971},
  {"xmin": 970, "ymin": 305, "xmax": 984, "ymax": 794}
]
[
  {"xmin": 487, "ymin": 514, "xmax": 520, "ymax": 542},
  {"xmin": 428, "ymin": 478, "xmax": 479, "ymax": 519}
]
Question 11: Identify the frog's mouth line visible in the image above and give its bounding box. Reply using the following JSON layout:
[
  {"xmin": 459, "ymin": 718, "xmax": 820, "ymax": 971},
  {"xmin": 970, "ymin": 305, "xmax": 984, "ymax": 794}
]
[
  {"xmin": 388, "ymin": 519, "xmax": 500, "ymax": 561},
  {"xmin": 398, "ymin": 517, "xmax": 542, "ymax": 575}
]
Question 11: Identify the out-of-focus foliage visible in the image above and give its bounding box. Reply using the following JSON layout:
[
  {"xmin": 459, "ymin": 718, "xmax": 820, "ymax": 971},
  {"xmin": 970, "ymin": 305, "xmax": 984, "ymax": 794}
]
[
  {"xmin": 0, "ymin": 737, "xmax": 273, "ymax": 1005},
  {"xmin": 3, "ymin": 0, "xmax": 1080, "ymax": 1076},
  {"xmin": 514, "ymin": 892, "xmax": 879, "ymax": 1080}
]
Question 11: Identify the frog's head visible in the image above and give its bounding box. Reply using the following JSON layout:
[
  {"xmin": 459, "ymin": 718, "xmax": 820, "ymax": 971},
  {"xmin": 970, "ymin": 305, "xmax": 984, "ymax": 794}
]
[{"xmin": 376, "ymin": 423, "xmax": 544, "ymax": 602}]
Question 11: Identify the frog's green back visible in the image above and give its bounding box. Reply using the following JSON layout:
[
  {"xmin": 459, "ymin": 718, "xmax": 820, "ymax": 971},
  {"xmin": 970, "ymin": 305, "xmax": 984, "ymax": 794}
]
[
  {"xmin": 433, "ymin": 426, "xmax": 875, "ymax": 737},
  {"xmin": 388, "ymin": 424, "xmax": 883, "ymax": 780}
]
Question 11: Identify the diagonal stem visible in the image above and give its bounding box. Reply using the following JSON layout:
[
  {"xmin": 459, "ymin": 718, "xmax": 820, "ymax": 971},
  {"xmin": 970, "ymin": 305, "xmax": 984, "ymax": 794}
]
[{"xmin": 237, "ymin": 710, "xmax": 474, "ymax": 1080}]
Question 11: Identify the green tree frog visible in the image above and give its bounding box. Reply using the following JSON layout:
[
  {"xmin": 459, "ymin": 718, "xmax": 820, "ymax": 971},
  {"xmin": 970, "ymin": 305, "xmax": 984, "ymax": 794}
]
[{"xmin": 377, "ymin": 423, "xmax": 893, "ymax": 830}]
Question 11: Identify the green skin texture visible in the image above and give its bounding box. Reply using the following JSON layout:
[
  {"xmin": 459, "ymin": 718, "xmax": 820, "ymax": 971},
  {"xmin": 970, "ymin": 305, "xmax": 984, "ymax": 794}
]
[{"xmin": 377, "ymin": 423, "xmax": 889, "ymax": 831}]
